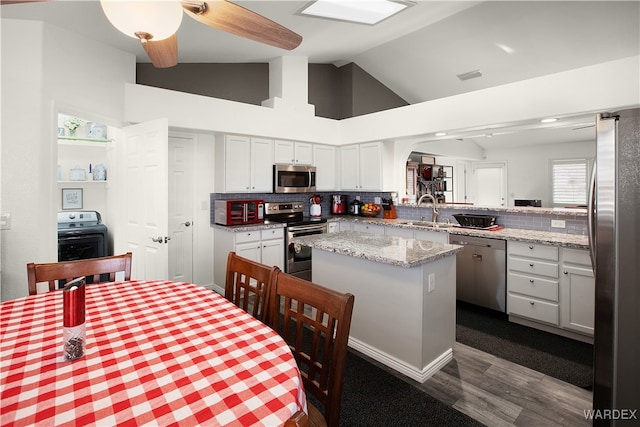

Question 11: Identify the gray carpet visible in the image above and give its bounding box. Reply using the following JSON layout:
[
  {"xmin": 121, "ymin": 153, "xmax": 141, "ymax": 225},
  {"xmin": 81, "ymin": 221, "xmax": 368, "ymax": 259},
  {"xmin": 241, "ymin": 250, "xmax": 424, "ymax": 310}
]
[
  {"xmin": 337, "ymin": 350, "xmax": 483, "ymax": 426},
  {"xmin": 456, "ymin": 301, "xmax": 594, "ymax": 389}
]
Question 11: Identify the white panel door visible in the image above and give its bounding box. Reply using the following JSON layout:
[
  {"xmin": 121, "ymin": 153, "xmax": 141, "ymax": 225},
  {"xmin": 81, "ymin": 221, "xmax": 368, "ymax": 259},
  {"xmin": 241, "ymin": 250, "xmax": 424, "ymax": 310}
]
[
  {"xmin": 123, "ymin": 119, "xmax": 169, "ymax": 280},
  {"xmin": 472, "ymin": 162, "xmax": 507, "ymax": 207},
  {"xmin": 168, "ymin": 135, "xmax": 194, "ymax": 283}
]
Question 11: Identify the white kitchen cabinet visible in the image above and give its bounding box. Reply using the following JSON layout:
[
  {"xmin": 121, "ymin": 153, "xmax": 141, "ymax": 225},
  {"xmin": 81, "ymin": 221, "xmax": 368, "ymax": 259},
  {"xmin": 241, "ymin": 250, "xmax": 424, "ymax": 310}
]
[
  {"xmin": 385, "ymin": 226, "xmax": 448, "ymax": 243},
  {"xmin": 414, "ymin": 229, "xmax": 449, "ymax": 244},
  {"xmin": 313, "ymin": 144, "xmax": 337, "ymax": 191},
  {"xmin": 213, "ymin": 227, "xmax": 285, "ymax": 292},
  {"xmin": 340, "ymin": 144, "xmax": 360, "ymax": 190},
  {"xmin": 560, "ymin": 248, "xmax": 594, "ymax": 336},
  {"xmin": 215, "ymin": 135, "xmax": 273, "ymax": 193},
  {"xmin": 339, "ymin": 141, "xmax": 393, "ymax": 191},
  {"xmin": 353, "ymin": 222, "xmax": 385, "ymax": 235},
  {"xmin": 507, "ymin": 241, "xmax": 560, "ymax": 326},
  {"xmin": 260, "ymin": 228, "xmax": 285, "ymax": 269},
  {"xmin": 385, "ymin": 227, "xmax": 415, "ymax": 238},
  {"xmin": 274, "ymin": 140, "xmax": 313, "ymax": 165},
  {"xmin": 339, "ymin": 221, "xmax": 354, "ymax": 231}
]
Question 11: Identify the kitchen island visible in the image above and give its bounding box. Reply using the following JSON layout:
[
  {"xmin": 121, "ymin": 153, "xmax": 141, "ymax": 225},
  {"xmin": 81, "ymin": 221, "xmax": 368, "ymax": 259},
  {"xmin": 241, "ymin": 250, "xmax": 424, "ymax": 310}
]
[{"xmin": 291, "ymin": 231, "xmax": 462, "ymax": 383}]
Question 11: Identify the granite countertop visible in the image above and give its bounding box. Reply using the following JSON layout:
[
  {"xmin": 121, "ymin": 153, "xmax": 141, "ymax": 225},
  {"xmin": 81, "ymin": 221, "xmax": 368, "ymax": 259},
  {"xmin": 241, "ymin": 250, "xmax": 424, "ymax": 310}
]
[
  {"xmin": 290, "ymin": 231, "xmax": 463, "ymax": 268},
  {"xmin": 212, "ymin": 222, "xmax": 285, "ymax": 232},
  {"xmin": 398, "ymin": 203, "xmax": 588, "ymax": 217},
  {"xmin": 328, "ymin": 217, "xmax": 589, "ymax": 249}
]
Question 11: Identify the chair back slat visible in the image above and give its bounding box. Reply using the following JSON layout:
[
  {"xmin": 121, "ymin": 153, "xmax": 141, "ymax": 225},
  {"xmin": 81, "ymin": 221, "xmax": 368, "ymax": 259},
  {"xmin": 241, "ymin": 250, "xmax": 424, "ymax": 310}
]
[
  {"xmin": 27, "ymin": 253, "xmax": 132, "ymax": 295},
  {"xmin": 224, "ymin": 252, "xmax": 279, "ymax": 323},
  {"xmin": 269, "ymin": 272, "xmax": 354, "ymax": 427}
]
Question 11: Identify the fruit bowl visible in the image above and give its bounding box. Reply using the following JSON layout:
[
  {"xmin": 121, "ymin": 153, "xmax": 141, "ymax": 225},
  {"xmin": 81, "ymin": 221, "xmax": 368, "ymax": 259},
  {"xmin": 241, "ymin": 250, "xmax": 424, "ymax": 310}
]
[{"xmin": 360, "ymin": 203, "xmax": 381, "ymax": 217}]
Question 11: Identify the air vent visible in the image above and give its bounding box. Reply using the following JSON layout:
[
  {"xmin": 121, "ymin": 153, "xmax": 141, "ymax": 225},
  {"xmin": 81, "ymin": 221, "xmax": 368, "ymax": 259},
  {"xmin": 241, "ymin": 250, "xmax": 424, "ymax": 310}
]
[{"xmin": 457, "ymin": 69, "xmax": 483, "ymax": 81}]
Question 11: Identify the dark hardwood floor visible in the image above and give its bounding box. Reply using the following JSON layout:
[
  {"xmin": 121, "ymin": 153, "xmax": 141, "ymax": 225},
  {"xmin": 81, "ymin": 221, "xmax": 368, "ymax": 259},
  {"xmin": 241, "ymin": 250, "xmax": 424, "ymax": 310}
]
[{"xmin": 416, "ymin": 342, "xmax": 593, "ymax": 426}]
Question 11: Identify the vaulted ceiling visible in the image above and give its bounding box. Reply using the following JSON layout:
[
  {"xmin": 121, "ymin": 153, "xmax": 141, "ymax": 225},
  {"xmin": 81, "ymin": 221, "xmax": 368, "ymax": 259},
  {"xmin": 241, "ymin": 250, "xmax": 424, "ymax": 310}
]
[{"xmin": 2, "ymin": 1, "xmax": 639, "ymax": 148}]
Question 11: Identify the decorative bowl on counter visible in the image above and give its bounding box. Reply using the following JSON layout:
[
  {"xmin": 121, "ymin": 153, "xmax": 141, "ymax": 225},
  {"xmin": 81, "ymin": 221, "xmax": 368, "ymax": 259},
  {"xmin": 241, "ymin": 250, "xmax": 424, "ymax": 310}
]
[{"xmin": 360, "ymin": 203, "xmax": 382, "ymax": 217}]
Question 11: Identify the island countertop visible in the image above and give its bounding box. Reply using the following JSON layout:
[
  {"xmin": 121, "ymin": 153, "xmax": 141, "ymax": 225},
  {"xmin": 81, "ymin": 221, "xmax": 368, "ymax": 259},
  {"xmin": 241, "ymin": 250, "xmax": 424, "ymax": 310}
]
[{"xmin": 291, "ymin": 230, "xmax": 463, "ymax": 268}]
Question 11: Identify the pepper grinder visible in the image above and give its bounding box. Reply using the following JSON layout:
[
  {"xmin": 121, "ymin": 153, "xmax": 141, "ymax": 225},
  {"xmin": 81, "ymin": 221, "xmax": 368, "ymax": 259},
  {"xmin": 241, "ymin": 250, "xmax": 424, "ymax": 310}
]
[{"xmin": 63, "ymin": 277, "xmax": 86, "ymax": 360}]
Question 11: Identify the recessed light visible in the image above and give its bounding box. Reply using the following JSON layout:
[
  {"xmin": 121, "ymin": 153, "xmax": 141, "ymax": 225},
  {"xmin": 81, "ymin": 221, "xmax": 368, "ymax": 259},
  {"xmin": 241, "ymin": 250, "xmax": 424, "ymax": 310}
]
[
  {"xmin": 540, "ymin": 118, "xmax": 558, "ymax": 123},
  {"xmin": 300, "ymin": 0, "xmax": 415, "ymax": 25},
  {"xmin": 435, "ymin": 132, "xmax": 447, "ymax": 137}
]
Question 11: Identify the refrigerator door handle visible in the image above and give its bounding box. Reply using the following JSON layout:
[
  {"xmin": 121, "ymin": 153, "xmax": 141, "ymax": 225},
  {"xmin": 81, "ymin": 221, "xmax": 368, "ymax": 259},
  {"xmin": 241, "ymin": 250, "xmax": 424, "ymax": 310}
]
[{"xmin": 588, "ymin": 162, "xmax": 596, "ymax": 271}]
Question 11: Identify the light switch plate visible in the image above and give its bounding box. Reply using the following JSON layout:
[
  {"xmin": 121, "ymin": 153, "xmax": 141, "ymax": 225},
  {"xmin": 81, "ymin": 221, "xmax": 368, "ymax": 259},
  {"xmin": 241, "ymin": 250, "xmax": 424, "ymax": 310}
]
[
  {"xmin": 0, "ymin": 213, "xmax": 11, "ymax": 230},
  {"xmin": 551, "ymin": 219, "xmax": 566, "ymax": 229}
]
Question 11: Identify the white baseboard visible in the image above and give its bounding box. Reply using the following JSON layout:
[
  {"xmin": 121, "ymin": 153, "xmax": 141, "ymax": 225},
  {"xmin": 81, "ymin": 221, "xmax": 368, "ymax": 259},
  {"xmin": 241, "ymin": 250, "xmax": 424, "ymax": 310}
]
[{"xmin": 348, "ymin": 337, "xmax": 453, "ymax": 383}]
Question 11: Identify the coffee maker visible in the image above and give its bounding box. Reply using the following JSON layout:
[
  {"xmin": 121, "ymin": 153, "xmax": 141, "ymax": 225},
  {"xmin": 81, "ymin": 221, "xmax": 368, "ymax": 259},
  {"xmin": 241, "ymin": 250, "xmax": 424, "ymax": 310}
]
[{"xmin": 331, "ymin": 195, "xmax": 348, "ymax": 214}]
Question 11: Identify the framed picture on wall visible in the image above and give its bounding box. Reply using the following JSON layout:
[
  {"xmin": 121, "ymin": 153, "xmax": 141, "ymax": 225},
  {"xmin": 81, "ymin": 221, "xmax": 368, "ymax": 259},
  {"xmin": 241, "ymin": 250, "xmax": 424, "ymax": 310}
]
[{"xmin": 62, "ymin": 188, "xmax": 83, "ymax": 210}]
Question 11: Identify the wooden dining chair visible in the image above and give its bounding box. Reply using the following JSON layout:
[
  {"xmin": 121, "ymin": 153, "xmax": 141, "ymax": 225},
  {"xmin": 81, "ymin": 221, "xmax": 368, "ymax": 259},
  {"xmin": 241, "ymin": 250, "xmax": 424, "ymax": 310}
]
[
  {"xmin": 224, "ymin": 252, "xmax": 280, "ymax": 323},
  {"xmin": 268, "ymin": 272, "xmax": 355, "ymax": 427},
  {"xmin": 27, "ymin": 252, "xmax": 133, "ymax": 296},
  {"xmin": 284, "ymin": 410, "xmax": 310, "ymax": 427}
]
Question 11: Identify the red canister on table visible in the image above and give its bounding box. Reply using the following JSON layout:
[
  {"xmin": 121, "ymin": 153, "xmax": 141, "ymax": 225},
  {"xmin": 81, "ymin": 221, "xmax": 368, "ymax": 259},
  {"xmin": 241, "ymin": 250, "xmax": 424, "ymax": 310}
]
[{"xmin": 63, "ymin": 277, "xmax": 86, "ymax": 360}]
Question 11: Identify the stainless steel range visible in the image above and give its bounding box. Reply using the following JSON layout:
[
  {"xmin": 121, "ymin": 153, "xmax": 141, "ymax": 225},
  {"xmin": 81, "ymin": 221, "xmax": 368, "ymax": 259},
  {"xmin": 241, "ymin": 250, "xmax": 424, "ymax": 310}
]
[{"xmin": 264, "ymin": 202, "xmax": 327, "ymax": 281}]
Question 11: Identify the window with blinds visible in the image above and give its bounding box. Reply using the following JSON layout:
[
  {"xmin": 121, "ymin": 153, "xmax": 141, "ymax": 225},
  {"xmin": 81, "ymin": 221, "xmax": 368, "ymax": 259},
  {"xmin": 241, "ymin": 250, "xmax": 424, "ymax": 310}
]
[{"xmin": 551, "ymin": 159, "xmax": 589, "ymax": 206}]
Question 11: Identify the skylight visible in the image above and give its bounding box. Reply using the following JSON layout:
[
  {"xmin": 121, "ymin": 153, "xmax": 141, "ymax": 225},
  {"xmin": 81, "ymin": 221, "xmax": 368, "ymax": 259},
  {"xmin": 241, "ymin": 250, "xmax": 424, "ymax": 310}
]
[{"xmin": 300, "ymin": 0, "xmax": 414, "ymax": 25}]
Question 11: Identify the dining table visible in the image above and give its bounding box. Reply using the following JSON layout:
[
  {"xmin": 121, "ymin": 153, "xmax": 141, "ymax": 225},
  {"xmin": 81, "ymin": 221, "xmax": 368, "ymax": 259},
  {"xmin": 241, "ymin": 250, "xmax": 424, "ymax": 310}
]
[{"xmin": 1, "ymin": 280, "xmax": 307, "ymax": 426}]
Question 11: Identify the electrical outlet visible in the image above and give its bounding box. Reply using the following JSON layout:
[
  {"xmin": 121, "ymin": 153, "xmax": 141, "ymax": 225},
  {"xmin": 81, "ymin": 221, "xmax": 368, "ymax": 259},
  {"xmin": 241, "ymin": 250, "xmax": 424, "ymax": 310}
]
[
  {"xmin": 551, "ymin": 220, "xmax": 566, "ymax": 229},
  {"xmin": 428, "ymin": 273, "xmax": 435, "ymax": 292}
]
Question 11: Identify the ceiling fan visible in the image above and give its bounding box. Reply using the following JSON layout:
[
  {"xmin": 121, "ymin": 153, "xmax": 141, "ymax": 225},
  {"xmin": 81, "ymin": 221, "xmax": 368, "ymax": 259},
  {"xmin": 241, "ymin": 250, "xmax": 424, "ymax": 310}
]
[{"xmin": 1, "ymin": 0, "xmax": 303, "ymax": 68}]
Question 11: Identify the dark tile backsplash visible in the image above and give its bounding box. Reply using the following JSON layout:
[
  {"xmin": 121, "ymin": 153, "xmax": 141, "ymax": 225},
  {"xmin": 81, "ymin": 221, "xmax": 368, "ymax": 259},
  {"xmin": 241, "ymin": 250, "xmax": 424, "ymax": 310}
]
[{"xmin": 211, "ymin": 192, "xmax": 588, "ymax": 234}]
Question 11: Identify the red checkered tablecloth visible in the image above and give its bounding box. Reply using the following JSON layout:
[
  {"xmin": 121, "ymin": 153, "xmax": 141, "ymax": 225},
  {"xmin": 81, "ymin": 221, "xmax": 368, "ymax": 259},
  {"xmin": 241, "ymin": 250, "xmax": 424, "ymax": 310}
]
[{"xmin": 1, "ymin": 280, "xmax": 306, "ymax": 426}]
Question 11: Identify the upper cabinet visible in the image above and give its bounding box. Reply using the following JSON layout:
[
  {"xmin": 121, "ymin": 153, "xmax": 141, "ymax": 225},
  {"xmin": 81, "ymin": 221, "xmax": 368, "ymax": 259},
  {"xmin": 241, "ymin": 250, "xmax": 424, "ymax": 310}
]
[
  {"xmin": 340, "ymin": 141, "xmax": 393, "ymax": 191},
  {"xmin": 215, "ymin": 135, "xmax": 273, "ymax": 193},
  {"xmin": 313, "ymin": 144, "xmax": 337, "ymax": 191},
  {"xmin": 274, "ymin": 140, "xmax": 313, "ymax": 165}
]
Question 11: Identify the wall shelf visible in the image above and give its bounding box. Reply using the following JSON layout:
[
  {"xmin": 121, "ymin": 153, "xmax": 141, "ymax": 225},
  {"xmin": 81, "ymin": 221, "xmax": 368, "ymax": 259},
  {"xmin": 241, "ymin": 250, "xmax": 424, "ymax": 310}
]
[
  {"xmin": 58, "ymin": 137, "xmax": 111, "ymax": 146},
  {"xmin": 57, "ymin": 180, "xmax": 107, "ymax": 184}
]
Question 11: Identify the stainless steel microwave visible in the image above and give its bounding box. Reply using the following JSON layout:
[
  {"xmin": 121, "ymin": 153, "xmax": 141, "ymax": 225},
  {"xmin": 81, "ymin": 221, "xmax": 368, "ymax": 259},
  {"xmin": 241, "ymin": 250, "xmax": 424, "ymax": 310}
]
[{"xmin": 273, "ymin": 164, "xmax": 316, "ymax": 193}]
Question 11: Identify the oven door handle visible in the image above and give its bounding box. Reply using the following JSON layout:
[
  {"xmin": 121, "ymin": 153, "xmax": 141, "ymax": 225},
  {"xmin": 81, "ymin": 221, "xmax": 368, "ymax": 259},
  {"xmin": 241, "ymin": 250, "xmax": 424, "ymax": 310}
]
[
  {"xmin": 291, "ymin": 230, "xmax": 324, "ymax": 238},
  {"xmin": 288, "ymin": 224, "xmax": 327, "ymax": 233}
]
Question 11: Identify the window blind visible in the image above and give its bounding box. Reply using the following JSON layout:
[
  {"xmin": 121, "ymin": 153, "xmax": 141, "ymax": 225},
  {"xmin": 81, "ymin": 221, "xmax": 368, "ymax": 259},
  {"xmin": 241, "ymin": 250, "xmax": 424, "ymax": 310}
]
[{"xmin": 551, "ymin": 159, "xmax": 588, "ymax": 206}]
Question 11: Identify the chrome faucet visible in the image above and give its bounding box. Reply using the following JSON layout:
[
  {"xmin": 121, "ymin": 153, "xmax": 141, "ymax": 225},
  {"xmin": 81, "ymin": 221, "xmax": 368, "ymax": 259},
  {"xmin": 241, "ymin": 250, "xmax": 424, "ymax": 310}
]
[{"xmin": 417, "ymin": 193, "xmax": 440, "ymax": 222}]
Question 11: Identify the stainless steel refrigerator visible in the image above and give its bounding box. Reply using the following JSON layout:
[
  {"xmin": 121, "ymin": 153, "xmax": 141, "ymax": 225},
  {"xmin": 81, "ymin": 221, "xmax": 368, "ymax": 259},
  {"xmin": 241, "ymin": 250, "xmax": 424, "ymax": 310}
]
[{"xmin": 590, "ymin": 108, "xmax": 640, "ymax": 426}]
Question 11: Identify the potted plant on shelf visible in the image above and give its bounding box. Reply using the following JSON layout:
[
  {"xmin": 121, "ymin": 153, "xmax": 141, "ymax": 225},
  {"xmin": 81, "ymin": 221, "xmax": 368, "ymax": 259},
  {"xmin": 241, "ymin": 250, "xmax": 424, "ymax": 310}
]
[{"xmin": 64, "ymin": 117, "xmax": 85, "ymax": 137}]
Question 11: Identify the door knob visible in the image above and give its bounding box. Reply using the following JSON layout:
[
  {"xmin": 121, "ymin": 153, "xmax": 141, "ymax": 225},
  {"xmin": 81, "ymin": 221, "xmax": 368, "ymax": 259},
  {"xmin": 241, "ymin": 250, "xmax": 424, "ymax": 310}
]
[
  {"xmin": 151, "ymin": 236, "xmax": 163, "ymax": 243},
  {"xmin": 181, "ymin": 221, "xmax": 191, "ymax": 227}
]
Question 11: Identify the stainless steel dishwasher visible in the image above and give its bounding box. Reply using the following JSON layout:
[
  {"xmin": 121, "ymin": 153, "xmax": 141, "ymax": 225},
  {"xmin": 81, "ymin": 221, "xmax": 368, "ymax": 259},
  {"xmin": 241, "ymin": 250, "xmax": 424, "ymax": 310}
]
[{"xmin": 449, "ymin": 234, "xmax": 507, "ymax": 312}]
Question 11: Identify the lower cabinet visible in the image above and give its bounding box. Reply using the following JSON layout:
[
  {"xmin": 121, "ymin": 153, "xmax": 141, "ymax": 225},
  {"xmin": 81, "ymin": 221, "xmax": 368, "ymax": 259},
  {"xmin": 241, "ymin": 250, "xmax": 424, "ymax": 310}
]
[
  {"xmin": 507, "ymin": 241, "xmax": 594, "ymax": 339},
  {"xmin": 353, "ymin": 222, "xmax": 385, "ymax": 234},
  {"xmin": 560, "ymin": 248, "xmax": 595, "ymax": 336},
  {"xmin": 214, "ymin": 227, "xmax": 285, "ymax": 291}
]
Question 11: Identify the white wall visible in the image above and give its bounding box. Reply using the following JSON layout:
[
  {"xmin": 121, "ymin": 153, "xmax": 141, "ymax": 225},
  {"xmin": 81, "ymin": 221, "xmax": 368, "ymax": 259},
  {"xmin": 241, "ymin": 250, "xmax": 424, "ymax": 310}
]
[
  {"xmin": 1, "ymin": 19, "xmax": 134, "ymax": 301},
  {"xmin": 483, "ymin": 139, "xmax": 595, "ymax": 207},
  {"xmin": 2, "ymin": 17, "xmax": 638, "ymax": 301}
]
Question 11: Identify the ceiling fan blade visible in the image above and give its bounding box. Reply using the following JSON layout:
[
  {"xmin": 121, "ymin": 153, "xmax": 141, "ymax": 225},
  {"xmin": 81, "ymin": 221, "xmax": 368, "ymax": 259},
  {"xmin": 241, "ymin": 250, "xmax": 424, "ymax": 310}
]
[
  {"xmin": 182, "ymin": 0, "xmax": 302, "ymax": 50},
  {"xmin": 139, "ymin": 33, "xmax": 178, "ymax": 68}
]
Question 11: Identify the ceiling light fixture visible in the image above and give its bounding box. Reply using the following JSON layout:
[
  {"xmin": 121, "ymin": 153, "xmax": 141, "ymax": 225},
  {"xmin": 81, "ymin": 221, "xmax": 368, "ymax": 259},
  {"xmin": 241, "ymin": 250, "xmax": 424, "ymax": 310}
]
[
  {"xmin": 100, "ymin": 0, "xmax": 183, "ymax": 42},
  {"xmin": 435, "ymin": 132, "xmax": 447, "ymax": 137},
  {"xmin": 456, "ymin": 69, "xmax": 483, "ymax": 81},
  {"xmin": 300, "ymin": 0, "xmax": 415, "ymax": 25},
  {"xmin": 540, "ymin": 118, "xmax": 558, "ymax": 123}
]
